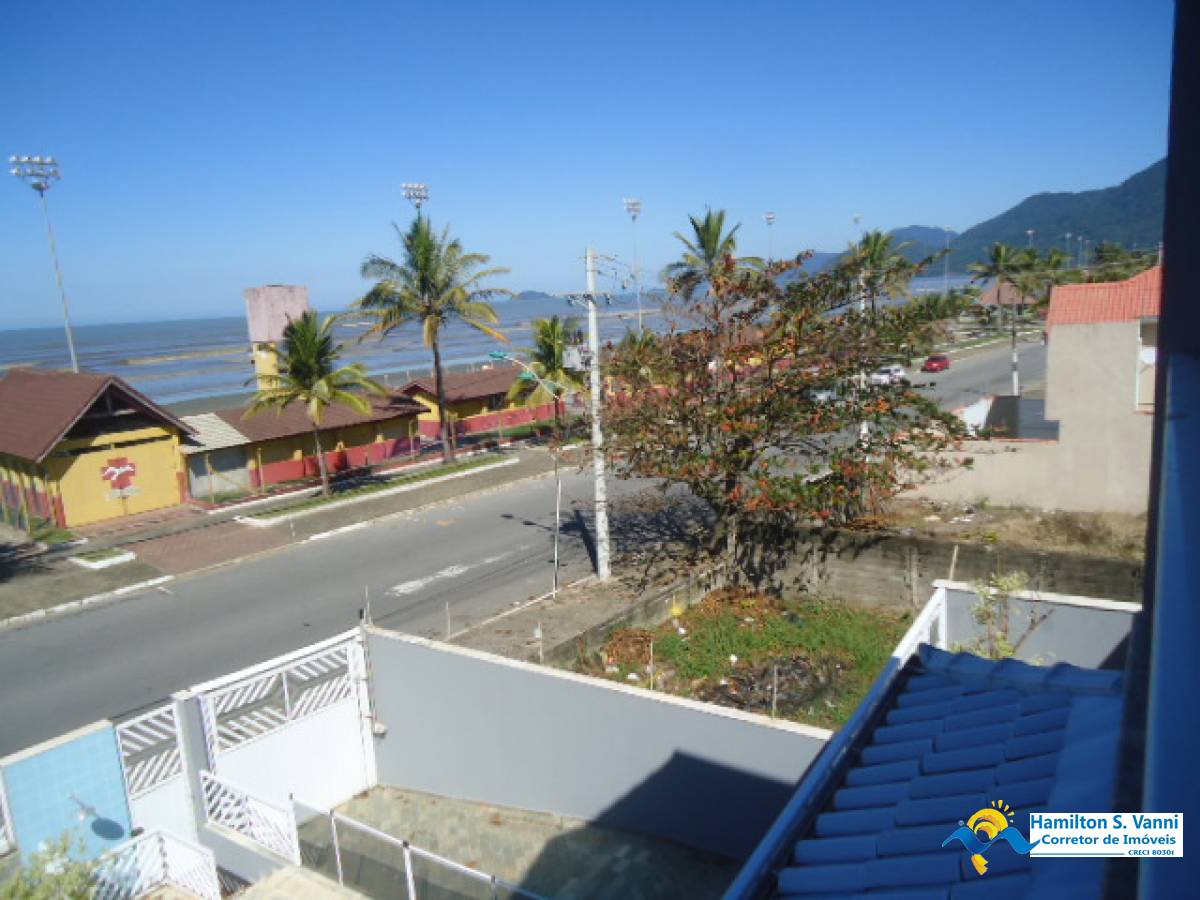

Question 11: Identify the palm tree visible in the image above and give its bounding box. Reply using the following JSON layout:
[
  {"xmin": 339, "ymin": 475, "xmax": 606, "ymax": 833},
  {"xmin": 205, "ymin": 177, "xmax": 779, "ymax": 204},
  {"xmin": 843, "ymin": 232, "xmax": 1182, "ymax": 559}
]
[
  {"xmin": 846, "ymin": 230, "xmax": 918, "ymax": 316},
  {"xmin": 358, "ymin": 217, "xmax": 510, "ymax": 462},
  {"xmin": 969, "ymin": 243, "xmax": 1029, "ymax": 394},
  {"xmin": 507, "ymin": 316, "xmax": 586, "ymax": 439},
  {"xmin": 245, "ymin": 311, "xmax": 386, "ymax": 496},
  {"xmin": 662, "ymin": 209, "xmax": 763, "ymax": 300}
]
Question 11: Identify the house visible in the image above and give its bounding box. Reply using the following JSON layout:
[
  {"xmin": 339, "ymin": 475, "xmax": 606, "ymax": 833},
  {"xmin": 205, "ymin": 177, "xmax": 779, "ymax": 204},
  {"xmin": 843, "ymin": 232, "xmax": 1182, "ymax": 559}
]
[
  {"xmin": 180, "ymin": 392, "xmax": 425, "ymax": 498},
  {"xmin": 977, "ymin": 281, "xmax": 1039, "ymax": 312},
  {"xmin": 398, "ymin": 365, "xmax": 557, "ymax": 438},
  {"xmin": 917, "ymin": 266, "xmax": 1161, "ymax": 513},
  {"xmin": 0, "ymin": 368, "xmax": 193, "ymax": 529}
]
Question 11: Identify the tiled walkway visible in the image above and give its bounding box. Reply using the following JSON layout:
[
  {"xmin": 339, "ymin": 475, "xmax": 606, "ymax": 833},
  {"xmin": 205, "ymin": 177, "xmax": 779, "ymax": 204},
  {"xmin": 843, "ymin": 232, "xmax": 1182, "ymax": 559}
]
[{"xmin": 238, "ymin": 866, "xmax": 367, "ymax": 899}]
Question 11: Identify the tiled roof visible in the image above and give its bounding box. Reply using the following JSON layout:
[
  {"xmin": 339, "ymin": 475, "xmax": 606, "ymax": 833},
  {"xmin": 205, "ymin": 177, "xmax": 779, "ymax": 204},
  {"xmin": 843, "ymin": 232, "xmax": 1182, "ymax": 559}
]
[
  {"xmin": 399, "ymin": 365, "xmax": 520, "ymax": 404},
  {"xmin": 178, "ymin": 413, "xmax": 252, "ymax": 454},
  {"xmin": 215, "ymin": 393, "xmax": 424, "ymax": 444},
  {"xmin": 0, "ymin": 368, "xmax": 193, "ymax": 463},
  {"xmin": 1046, "ymin": 266, "xmax": 1162, "ymax": 330},
  {"xmin": 775, "ymin": 645, "xmax": 1124, "ymax": 899}
]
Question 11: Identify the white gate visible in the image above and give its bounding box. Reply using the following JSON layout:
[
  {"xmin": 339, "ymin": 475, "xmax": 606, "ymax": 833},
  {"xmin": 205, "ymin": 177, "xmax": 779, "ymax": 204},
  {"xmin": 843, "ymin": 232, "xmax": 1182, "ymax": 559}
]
[
  {"xmin": 115, "ymin": 703, "xmax": 194, "ymax": 841},
  {"xmin": 96, "ymin": 829, "xmax": 220, "ymax": 900},
  {"xmin": 192, "ymin": 631, "xmax": 374, "ymax": 812}
]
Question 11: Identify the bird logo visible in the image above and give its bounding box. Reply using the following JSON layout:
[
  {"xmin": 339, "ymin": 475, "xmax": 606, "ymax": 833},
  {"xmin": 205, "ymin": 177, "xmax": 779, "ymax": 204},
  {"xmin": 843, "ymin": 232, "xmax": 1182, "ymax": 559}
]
[
  {"xmin": 942, "ymin": 800, "xmax": 1041, "ymax": 875},
  {"xmin": 100, "ymin": 457, "xmax": 137, "ymax": 492}
]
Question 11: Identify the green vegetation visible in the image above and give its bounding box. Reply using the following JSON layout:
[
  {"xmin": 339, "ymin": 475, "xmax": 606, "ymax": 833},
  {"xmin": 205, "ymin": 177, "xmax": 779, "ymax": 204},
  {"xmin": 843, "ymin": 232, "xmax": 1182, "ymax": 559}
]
[
  {"xmin": 29, "ymin": 519, "xmax": 76, "ymax": 546},
  {"xmin": 586, "ymin": 589, "xmax": 908, "ymax": 729},
  {"xmin": 358, "ymin": 215, "xmax": 510, "ymax": 463},
  {"xmin": 0, "ymin": 834, "xmax": 96, "ymax": 899},
  {"xmin": 78, "ymin": 547, "xmax": 130, "ymax": 563},
  {"xmin": 947, "ymin": 158, "xmax": 1165, "ymax": 272},
  {"xmin": 957, "ymin": 571, "xmax": 1047, "ymax": 660},
  {"xmin": 250, "ymin": 455, "xmax": 504, "ymax": 519},
  {"xmin": 506, "ymin": 315, "xmax": 585, "ymax": 439},
  {"xmin": 245, "ymin": 310, "xmax": 386, "ymax": 496}
]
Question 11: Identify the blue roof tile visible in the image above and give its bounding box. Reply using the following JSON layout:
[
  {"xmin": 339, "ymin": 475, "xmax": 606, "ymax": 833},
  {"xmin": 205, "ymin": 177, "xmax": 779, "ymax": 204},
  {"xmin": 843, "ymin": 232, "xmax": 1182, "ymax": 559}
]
[{"xmin": 768, "ymin": 645, "xmax": 1126, "ymax": 899}]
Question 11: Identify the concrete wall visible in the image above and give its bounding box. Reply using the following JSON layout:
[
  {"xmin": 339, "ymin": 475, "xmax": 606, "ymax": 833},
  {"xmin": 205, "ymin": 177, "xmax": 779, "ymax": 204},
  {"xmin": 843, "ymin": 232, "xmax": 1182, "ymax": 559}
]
[
  {"xmin": 366, "ymin": 630, "xmax": 829, "ymax": 861},
  {"xmin": 941, "ymin": 584, "xmax": 1136, "ymax": 668},
  {"xmin": 128, "ymin": 775, "xmax": 195, "ymax": 843},
  {"xmin": 917, "ymin": 320, "xmax": 1153, "ymax": 513},
  {"xmin": 774, "ymin": 526, "xmax": 1143, "ymax": 607}
]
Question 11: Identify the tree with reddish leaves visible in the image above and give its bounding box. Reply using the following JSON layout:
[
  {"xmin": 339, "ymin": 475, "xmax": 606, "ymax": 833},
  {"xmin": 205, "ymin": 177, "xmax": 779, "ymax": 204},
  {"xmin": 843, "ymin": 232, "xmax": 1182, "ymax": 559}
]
[{"xmin": 604, "ymin": 211, "xmax": 963, "ymax": 576}]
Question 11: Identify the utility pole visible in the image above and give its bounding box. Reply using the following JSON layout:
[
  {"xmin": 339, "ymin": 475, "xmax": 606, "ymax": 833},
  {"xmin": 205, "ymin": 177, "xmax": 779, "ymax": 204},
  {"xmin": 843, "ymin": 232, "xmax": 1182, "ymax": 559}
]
[
  {"xmin": 1010, "ymin": 280, "xmax": 1020, "ymax": 396},
  {"xmin": 942, "ymin": 226, "xmax": 952, "ymax": 294},
  {"xmin": 585, "ymin": 248, "xmax": 611, "ymax": 580}
]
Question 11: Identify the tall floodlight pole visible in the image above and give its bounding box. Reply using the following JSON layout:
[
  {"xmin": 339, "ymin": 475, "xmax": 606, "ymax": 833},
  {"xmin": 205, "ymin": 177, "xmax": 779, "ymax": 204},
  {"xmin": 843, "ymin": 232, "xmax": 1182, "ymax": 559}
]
[
  {"xmin": 584, "ymin": 248, "xmax": 611, "ymax": 580},
  {"xmin": 1077, "ymin": 235, "xmax": 1085, "ymax": 268},
  {"xmin": 1026, "ymin": 228, "xmax": 1035, "ymax": 249},
  {"xmin": 1065, "ymin": 232, "xmax": 1072, "ymax": 259},
  {"xmin": 763, "ymin": 211, "xmax": 777, "ymax": 262},
  {"xmin": 402, "ymin": 182, "xmax": 429, "ymax": 217},
  {"xmin": 623, "ymin": 198, "xmax": 643, "ymax": 332},
  {"xmin": 9, "ymin": 155, "xmax": 79, "ymax": 372}
]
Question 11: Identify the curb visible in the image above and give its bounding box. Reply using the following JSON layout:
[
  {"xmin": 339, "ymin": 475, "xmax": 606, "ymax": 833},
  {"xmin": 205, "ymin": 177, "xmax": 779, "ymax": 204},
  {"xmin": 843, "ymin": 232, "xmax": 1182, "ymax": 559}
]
[
  {"xmin": 69, "ymin": 550, "xmax": 138, "ymax": 570},
  {"xmin": 0, "ymin": 576, "xmax": 176, "ymax": 634},
  {"xmin": 236, "ymin": 456, "xmax": 521, "ymax": 527}
]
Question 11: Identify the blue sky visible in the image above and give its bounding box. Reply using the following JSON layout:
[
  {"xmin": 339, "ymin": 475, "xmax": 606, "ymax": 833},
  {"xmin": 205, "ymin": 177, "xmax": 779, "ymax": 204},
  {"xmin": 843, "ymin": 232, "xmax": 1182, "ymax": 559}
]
[{"xmin": 1, "ymin": 0, "xmax": 1174, "ymax": 327}]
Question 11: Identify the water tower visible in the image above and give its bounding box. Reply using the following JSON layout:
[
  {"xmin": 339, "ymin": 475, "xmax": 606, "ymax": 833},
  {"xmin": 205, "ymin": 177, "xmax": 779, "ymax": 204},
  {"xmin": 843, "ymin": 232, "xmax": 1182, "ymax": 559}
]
[{"xmin": 245, "ymin": 285, "xmax": 311, "ymax": 388}]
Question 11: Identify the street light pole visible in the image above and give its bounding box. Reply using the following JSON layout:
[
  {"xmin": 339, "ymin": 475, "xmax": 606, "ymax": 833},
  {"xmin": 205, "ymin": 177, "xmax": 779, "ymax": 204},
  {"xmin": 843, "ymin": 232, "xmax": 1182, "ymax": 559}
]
[
  {"xmin": 584, "ymin": 248, "xmax": 611, "ymax": 580},
  {"xmin": 942, "ymin": 226, "xmax": 952, "ymax": 294},
  {"xmin": 1026, "ymin": 228, "xmax": 1035, "ymax": 249},
  {"xmin": 9, "ymin": 155, "xmax": 79, "ymax": 372},
  {"xmin": 623, "ymin": 198, "xmax": 643, "ymax": 332},
  {"xmin": 763, "ymin": 211, "xmax": 776, "ymax": 263}
]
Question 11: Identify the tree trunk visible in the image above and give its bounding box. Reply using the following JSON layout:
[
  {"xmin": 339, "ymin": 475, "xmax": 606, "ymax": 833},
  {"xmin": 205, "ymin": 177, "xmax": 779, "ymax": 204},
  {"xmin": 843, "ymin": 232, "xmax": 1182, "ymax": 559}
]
[
  {"xmin": 311, "ymin": 424, "xmax": 331, "ymax": 496},
  {"xmin": 432, "ymin": 338, "xmax": 455, "ymax": 463}
]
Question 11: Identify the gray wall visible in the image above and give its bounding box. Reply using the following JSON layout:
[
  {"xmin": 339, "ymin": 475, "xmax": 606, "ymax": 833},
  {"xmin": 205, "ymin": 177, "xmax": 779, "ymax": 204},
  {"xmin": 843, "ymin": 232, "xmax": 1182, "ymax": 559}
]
[
  {"xmin": 366, "ymin": 630, "xmax": 828, "ymax": 860},
  {"xmin": 943, "ymin": 586, "xmax": 1135, "ymax": 668}
]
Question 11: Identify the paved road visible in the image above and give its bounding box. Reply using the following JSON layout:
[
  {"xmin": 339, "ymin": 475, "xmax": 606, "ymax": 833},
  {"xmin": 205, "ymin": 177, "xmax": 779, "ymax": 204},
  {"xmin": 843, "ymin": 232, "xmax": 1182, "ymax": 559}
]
[
  {"xmin": 924, "ymin": 339, "xmax": 1047, "ymax": 410},
  {"xmin": 0, "ymin": 340, "xmax": 1044, "ymax": 756}
]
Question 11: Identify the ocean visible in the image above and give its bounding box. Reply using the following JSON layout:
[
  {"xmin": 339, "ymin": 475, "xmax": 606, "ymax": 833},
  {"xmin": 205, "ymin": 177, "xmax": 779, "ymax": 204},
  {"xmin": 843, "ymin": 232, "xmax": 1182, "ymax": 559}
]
[{"xmin": 0, "ymin": 275, "xmax": 966, "ymax": 407}]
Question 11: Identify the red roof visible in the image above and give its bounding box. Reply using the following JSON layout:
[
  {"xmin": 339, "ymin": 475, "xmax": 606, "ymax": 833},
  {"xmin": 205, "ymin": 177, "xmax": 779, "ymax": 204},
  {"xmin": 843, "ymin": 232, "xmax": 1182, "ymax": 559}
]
[
  {"xmin": 1046, "ymin": 266, "xmax": 1162, "ymax": 330},
  {"xmin": 0, "ymin": 368, "xmax": 193, "ymax": 463},
  {"xmin": 399, "ymin": 365, "xmax": 520, "ymax": 403},
  {"xmin": 216, "ymin": 392, "xmax": 423, "ymax": 444},
  {"xmin": 977, "ymin": 282, "xmax": 1037, "ymax": 307}
]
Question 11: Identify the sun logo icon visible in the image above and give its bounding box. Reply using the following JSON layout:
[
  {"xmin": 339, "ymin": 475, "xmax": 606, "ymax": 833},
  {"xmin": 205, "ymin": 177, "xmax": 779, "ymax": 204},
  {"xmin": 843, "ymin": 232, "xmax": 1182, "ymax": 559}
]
[{"xmin": 942, "ymin": 799, "xmax": 1040, "ymax": 875}]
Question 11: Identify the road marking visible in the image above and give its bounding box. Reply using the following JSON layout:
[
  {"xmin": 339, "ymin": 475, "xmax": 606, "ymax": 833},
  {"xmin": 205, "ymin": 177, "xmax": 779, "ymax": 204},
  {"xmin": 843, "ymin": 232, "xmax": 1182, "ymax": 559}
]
[{"xmin": 387, "ymin": 551, "xmax": 516, "ymax": 596}]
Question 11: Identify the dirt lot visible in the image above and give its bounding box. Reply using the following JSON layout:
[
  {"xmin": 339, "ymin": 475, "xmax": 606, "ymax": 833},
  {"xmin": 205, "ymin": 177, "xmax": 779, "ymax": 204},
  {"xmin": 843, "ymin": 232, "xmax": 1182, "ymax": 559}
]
[{"xmin": 885, "ymin": 497, "xmax": 1146, "ymax": 562}]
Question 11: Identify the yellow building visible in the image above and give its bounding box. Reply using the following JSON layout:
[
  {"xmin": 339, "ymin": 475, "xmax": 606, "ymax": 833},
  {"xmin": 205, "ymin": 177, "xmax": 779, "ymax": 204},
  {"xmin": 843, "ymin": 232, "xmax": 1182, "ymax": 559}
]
[{"xmin": 0, "ymin": 369, "xmax": 192, "ymax": 530}]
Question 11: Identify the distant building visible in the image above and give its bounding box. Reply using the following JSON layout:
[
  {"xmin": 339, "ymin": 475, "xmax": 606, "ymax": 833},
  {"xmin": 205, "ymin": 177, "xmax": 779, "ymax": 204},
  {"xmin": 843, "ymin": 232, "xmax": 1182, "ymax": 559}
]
[
  {"xmin": 0, "ymin": 369, "xmax": 193, "ymax": 529},
  {"xmin": 918, "ymin": 266, "xmax": 1160, "ymax": 513},
  {"xmin": 180, "ymin": 393, "xmax": 425, "ymax": 500},
  {"xmin": 398, "ymin": 365, "xmax": 557, "ymax": 438},
  {"xmin": 976, "ymin": 281, "xmax": 1039, "ymax": 310}
]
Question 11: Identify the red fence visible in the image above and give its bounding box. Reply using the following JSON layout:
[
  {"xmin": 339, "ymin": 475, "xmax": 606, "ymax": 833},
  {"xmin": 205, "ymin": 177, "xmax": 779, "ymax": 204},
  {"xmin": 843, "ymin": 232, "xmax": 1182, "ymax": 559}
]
[
  {"xmin": 417, "ymin": 403, "xmax": 559, "ymax": 439},
  {"xmin": 251, "ymin": 436, "xmax": 420, "ymax": 488}
]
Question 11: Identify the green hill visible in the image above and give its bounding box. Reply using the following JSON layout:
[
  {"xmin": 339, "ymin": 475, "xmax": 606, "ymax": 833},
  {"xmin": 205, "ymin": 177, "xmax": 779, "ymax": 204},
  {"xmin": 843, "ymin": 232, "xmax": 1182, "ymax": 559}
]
[{"xmin": 947, "ymin": 158, "xmax": 1165, "ymax": 271}]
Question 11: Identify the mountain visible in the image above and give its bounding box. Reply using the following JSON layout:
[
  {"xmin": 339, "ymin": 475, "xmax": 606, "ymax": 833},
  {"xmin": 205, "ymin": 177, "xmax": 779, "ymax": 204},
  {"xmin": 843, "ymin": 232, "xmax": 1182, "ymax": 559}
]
[
  {"xmin": 946, "ymin": 158, "xmax": 1165, "ymax": 271},
  {"xmin": 889, "ymin": 226, "xmax": 957, "ymax": 264}
]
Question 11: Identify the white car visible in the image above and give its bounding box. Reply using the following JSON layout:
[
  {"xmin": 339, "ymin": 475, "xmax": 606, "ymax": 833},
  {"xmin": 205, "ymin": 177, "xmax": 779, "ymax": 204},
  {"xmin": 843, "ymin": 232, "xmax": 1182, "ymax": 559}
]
[{"xmin": 870, "ymin": 364, "xmax": 908, "ymax": 386}]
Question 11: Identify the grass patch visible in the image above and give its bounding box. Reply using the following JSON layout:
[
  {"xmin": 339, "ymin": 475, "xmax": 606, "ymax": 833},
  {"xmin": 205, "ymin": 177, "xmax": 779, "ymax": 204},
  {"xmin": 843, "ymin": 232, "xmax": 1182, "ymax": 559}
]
[
  {"xmin": 77, "ymin": 547, "xmax": 130, "ymax": 563},
  {"xmin": 29, "ymin": 519, "xmax": 76, "ymax": 546},
  {"xmin": 581, "ymin": 588, "xmax": 909, "ymax": 730},
  {"xmin": 250, "ymin": 454, "xmax": 505, "ymax": 519}
]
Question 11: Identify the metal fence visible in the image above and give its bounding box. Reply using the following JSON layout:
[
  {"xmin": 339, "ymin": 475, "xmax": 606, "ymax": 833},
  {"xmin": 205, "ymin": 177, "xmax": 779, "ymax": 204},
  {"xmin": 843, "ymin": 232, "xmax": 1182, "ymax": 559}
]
[
  {"xmin": 198, "ymin": 639, "xmax": 356, "ymax": 760},
  {"xmin": 200, "ymin": 770, "xmax": 300, "ymax": 864},
  {"xmin": 95, "ymin": 829, "xmax": 220, "ymax": 900},
  {"xmin": 294, "ymin": 802, "xmax": 546, "ymax": 900},
  {"xmin": 115, "ymin": 703, "xmax": 184, "ymax": 798}
]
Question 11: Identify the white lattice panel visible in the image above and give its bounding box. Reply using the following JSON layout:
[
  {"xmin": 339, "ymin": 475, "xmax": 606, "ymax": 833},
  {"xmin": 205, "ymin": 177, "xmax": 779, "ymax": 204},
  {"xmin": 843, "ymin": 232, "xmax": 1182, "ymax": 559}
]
[
  {"xmin": 96, "ymin": 829, "xmax": 219, "ymax": 900},
  {"xmin": 117, "ymin": 704, "xmax": 184, "ymax": 798},
  {"xmin": 201, "ymin": 770, "xmax": 300, "ymax": 863}
]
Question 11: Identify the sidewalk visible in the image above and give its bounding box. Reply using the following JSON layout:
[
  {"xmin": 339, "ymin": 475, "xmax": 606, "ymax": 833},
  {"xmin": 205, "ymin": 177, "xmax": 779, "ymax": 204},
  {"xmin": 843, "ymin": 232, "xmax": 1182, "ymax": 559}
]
[{"xmin": 0, "ymin": 448, "xmax": 557, "ymax": 627}]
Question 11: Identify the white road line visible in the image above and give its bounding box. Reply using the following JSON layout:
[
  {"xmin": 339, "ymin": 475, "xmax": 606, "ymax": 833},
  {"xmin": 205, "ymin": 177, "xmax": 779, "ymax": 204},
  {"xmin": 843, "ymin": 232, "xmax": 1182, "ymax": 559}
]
[{"xmin": 386, "ymin": 549, "xmax": 522, "ymax": 597}]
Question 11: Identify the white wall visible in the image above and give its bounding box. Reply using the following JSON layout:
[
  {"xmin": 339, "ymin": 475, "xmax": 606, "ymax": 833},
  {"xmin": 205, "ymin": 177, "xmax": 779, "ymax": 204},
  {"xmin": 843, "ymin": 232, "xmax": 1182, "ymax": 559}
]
[
  {"xmin": 213, "ymin": 699, "xmax": 370, "ymax": 811},
  {"xmin": 129, "ymin": 777, "xmax": 196, "ymax": 843}
]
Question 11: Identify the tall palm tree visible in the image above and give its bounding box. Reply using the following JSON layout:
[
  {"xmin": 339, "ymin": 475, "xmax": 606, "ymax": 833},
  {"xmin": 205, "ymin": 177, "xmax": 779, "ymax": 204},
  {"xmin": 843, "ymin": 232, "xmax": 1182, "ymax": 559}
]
[
  {"xmin": 245, "ymin": 311, "xmax": 386, "ymax": 496},
  {"xmin": 358, "ymin": 217, "xmax": 510, "ymax": 462},
  {"xmin": 846, "ymin": 230, "xmax": 917, "ymax": 316},
  {"xmin": 507, "ymin": 315, "xmax": 586, "ymax": 438},
  {"xmin": 969, "ymin": 242, "xmax": 1029, "ymax": 394},
  {"xmin": 662, "ymin": 209, "xmax": 763, "ymax": 300}
]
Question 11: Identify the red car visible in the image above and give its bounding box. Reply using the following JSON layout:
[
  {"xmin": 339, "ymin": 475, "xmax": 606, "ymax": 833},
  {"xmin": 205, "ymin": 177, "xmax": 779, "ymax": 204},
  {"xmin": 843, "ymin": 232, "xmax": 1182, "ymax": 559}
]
[{"xmin": 921, "ymin": 354, "xmax": 951, "ymax": 373}]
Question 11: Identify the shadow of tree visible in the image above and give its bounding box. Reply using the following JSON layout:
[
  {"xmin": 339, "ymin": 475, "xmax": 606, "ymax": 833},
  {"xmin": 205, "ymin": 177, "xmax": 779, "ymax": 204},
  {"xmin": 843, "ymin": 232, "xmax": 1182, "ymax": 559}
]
[{"xmin": 0, "ymin": 537, "xmax": 50, "ymax": 586}]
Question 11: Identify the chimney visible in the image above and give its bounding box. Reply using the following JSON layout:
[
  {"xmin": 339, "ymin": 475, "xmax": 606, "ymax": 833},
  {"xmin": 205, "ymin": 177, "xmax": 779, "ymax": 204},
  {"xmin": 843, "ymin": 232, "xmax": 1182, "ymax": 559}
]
[{"xmin": 244, "ymin": 285, "xmax": 312, "ymax": 389}]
